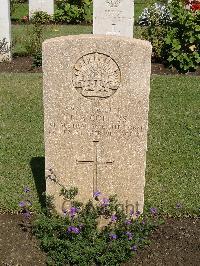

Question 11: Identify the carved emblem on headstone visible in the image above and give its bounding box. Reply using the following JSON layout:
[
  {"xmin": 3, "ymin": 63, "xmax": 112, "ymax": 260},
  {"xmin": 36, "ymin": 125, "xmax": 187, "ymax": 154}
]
[
  {"xmin": 106, "ymin": 0, "xmax": 121, "ymax": 8},
  {"xmin": 73, "ymin": 52, "xmax": 121, "ymax": 99}
]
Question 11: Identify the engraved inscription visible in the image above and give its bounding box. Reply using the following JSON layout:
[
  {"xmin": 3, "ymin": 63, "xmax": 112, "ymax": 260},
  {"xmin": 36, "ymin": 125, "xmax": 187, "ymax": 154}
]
[
  {"xmin": 106, "ymin": 0, "xmax": 121, "ymax": 8},
  {"xmin": 73, "ymin": 53, "xmax": 121, "ymax": 99}
]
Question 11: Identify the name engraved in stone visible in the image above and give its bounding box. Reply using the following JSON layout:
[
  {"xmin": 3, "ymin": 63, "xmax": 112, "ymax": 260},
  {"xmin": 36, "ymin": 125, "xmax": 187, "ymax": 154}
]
[
  {"xmin": 106, "ymin": 0, "xmax": 121, "ymax": 8},
  {"xmin": 73, "ymin": 53, "xmax": 121, "ymax": 99},
  {"xmin": 105, "ymin": 9, "xmax": 123, "ymax": 19},
  {"xmin": 48, "ymin": 114, "xmax": 144, "ymax": 139}
]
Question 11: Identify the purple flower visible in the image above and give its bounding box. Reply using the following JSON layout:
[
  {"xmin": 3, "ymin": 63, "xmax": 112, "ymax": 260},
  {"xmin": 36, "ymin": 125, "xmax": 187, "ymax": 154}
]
[
  {"xmin": 176, "ymin": 203, "xmax": 182, "ymax": 209},
  {"xmin": 67, "ymin": 226, "xmax": 80, "ymax": 234},
  {"xmin": 150, "ymin": 207, "xmax": 157, "ymax": 215},
  {"xmin": 111, "ymin": 215, "xmax": 117, "ymax": 222},
  {"xmin": 24, "ymin": 187, "xmax": 30, "ymax": 193},
  {"xmin": 135, "ymin": 211, "xmax": 141, "ymax": 217},
  {"xmin": 130, "ymin": 208, "xmax": 134, "ymax": 216},
  {"xmin": 124, "ymin": 219, "xmax": 132, "ymax": 225},
  {"xmin": 109, "ymin": 233, "xmax": 117, "ymax": 240},
  {"xmin": 78, "ymin": 224, "xmax": 84, "ymax": 230},
  {"xmin": 22, "ymin": 210, "xmax": 31, "ymax": 219},
  {"xmin": 131, "ymin": 245, "xmax": 137, "ymax": 252},
  {"xmin": 101, "ymin": 198, "xmax": 110, "ymax": 207},
  {"xmin": 63, "ymin": 209, "xmax": 67, "ymax": 216},
  {"xmin": 142, "ymin": 219, "xmax": 146, "ymax": 225},
  {"xmin": 93, "ymin": 191, "xmax": 101, "ymax": 198},
  {"xmin": 69, "ymin": 207, "xmax": 78, "ymax": 218},
  {"xmin": 126, "ymin": 231, "xmax": 133, "ymax": 240},
  {"xmin": 19, "ymin": 201, "xmax": 26, "ymax": 208}
]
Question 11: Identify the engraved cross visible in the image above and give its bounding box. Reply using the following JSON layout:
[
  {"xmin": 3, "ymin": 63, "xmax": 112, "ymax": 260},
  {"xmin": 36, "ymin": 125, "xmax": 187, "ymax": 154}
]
[{"xmin": 76, "ymin": 141, "xmax": 114, "ymax": 193}]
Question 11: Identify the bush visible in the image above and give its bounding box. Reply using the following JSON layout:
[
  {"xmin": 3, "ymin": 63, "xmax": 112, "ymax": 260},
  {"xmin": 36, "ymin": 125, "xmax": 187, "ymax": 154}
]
[
  {"xmin": 30, "ymin": 11, "xmax": 53, "ymax": 25},
  {"xmin": 139, "ymin": 3, "xmax": 171, "ymax": 62},
  {"xmin": 24, "ymin": 11, "xmax": 50, "ymax": 67},
  {"xmin": 138, "ymin": 3, "xmax": 172, "ymax": 26},
  {"xmin": 164, "ymin": 0, "xmax": 200, "ymax": 72},
  {"xmin": 54, "ymin": 0, "xmax": 92, "ymax": 24},
  {"xmin": 140, "ymin": 0, "xmax": 200, "ymax": 72}
]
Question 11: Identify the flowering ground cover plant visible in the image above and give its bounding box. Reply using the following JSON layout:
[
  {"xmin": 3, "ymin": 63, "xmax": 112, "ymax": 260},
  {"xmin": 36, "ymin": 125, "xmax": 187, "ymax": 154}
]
[{"xmin": 19, "ymin": 186, "xmax": 161, "ymax": 266}]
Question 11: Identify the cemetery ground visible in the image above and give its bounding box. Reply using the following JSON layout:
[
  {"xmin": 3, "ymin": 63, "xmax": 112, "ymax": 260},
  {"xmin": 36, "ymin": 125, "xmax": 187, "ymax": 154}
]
[{"xmin": 0, "ymin": 73, "xmax": 199, "ymax": 265}]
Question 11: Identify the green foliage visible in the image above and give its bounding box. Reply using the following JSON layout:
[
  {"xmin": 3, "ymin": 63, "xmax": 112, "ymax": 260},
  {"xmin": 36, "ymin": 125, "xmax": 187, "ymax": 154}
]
[
  {"xmin": 140, "ymin": 0, "xmax": 200, "ymax": 72},
  {"xmin": 30, "ymin": 11, "xmax": 53, "ymax": 25},
  {"xmin": 141, "ymin": 26, "xmax": 168, "ymax": 62},
  {"xmin": 54, "ymin": 0, "xmax": 92, "ymax": 23},
  {"xmin": 24, "ymin": 11, "xmax": 52, "ymax": 67},
  {"xmin": 164, "ymin": 0, "xmax": 200, "ymax": 72},
  {"xmin": 32, "ymin": 51, "xmax": 42, "ymax": 67},
  {"xmin": 33, "ymin": 188, "xmax": 159, "ymax": 266}
]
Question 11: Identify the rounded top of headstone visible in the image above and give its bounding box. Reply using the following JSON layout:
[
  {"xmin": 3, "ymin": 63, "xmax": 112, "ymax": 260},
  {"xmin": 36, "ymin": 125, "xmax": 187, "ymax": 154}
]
[{"xmin": 43, "ymin": 35, "xmax": 152, "ymax": 51}]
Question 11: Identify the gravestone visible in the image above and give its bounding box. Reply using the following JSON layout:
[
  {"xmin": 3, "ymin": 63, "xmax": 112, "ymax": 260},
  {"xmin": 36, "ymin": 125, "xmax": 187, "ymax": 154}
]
[
  {"xmin": 29, "ymin": 0, "xmax": 54, "ymax": 17},
  {"xmin": 93, "ymin": 0, "xmax": 134, "ymax": 37},
  {"xmin": 0, "ymin": 0, "xmax": 11, "ymax": 62},
  {"xmin": 43, "ymin": 35, "xmax": 152, "ymax": 214}
]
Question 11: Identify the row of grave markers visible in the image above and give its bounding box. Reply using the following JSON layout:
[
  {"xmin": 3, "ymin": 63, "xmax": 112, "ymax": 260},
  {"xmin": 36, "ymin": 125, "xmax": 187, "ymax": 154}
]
[{"xmin": 0, "ymin": 0, "xmax": 134, "ymax": 62}]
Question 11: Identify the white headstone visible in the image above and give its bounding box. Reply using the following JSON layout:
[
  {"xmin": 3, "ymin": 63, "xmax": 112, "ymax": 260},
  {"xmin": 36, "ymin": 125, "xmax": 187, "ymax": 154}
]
[
  {"xmin": 0, "ymin": 0, "xmax": 11, "ymax": 62},
  {"xmin": 43, "ymin": 35, "xmax": 152, "ymax": 214},
  {"xmin": 93, "ymin": 0, "xmax": 134, "ymax": 37},
  {"xmin": 29, "ymin": 0, "xmax": 54, "ymax": 17}
]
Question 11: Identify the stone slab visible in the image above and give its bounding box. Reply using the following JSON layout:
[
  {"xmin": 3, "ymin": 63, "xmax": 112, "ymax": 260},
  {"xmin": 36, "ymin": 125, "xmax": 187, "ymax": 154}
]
[
  {"xmin": 43, "ymin": 35, "xmax": 152, "ymax": 214},
  {"xmin": 29, "ymin": 0, "xmax": 54, "ymax": 17},
  {"xmin": 0, "ymin": 0, "xmax": 11, "ymax": 62},
  {"xmin": 93, "ymin": 0, "xmax": 134, "ymax": 37}
]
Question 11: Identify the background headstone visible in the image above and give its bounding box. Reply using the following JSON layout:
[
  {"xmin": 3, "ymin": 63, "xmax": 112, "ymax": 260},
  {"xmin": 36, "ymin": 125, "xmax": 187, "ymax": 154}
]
[
  {"xmin": 93, "ymin": 0, "xmax": 134, "ymax": 37},
  {"xmin": 0, "ymin": 0, "xmax": 11, "ymax": 62},
  {"xmin": 29, "ymin": 0, "xmax": 54, "ymax": 17},
  {"xmin": 43, "ymin": 35, "xmax": 151, "ymax": 214}
]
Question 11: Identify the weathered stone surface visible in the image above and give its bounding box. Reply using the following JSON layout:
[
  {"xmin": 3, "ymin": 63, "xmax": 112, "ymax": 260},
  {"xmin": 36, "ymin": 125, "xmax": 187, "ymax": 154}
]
[
  {"xmin": 93, "ymin": 0, "xmax": 134, "ymax": 37},
  {"xmin": 29, "ymin": 0, "xmax": 54, "ymax": 17},
  {"xmin": 43, "ymin": 35, "xmax": 152, "ymax": 214},
  {"xmin": 0, "ymin": 0, "xmax": 11, "ymax": 62}
]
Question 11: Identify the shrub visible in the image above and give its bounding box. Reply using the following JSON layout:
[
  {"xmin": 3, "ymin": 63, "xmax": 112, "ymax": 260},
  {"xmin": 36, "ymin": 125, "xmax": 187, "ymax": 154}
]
[
  {"xmin": 54, "ymin": 0, "xmax": 92, "ymax": 23},
  {"xmin": 139, "ymin": 3, "xmax": 171, "ymax": 62},
  {"xmin": 138, "ymin": 3, "xmax": 172, "ymax": 26},
  {"xmin": 24, "ymin": 11, "xmax": 50, "ymax": 67},
  {"xmin": 164, "ymin": 0, "xmax": 200, "ymax": 72},
  {"xmin": 30, "ymin": 11, "xmax": 53, "ymax": 25},
  {"xmin": 139, "ymin": 0, "xmax": 200, "ymax": 72}
]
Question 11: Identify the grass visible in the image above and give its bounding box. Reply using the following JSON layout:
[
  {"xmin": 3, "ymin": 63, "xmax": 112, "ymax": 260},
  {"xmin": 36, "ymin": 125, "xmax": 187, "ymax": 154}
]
[
  {"xmin": 11, "ymin": 24, "xmax": 144, "ymax": 56},
  {"xmin": 0, "ymin": 74, "xmax": 199, "ymax": 216},
  {"xmin": 12, "ymin": 24, "xmax": 93, "ymax": 55}
]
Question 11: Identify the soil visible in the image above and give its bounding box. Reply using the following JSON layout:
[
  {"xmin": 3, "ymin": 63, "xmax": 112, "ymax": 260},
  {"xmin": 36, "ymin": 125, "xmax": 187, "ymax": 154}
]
[
  {"xmin": 0, "ymin": 214, "xmax": 199, "ymax": 266},
  {"xmin": 0, "ymin": 56, "xmax": 200, "ymax": 76}
]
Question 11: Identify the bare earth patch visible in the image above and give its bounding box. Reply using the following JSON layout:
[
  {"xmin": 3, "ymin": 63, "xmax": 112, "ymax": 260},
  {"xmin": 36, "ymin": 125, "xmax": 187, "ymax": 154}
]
[
  {"xmin": 0, "ymin": 57, "xmax": 200, "ymax": 76},
  {"xmin": 0, "ymin": 214, "xmax": 199, "ymax": 265}
]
